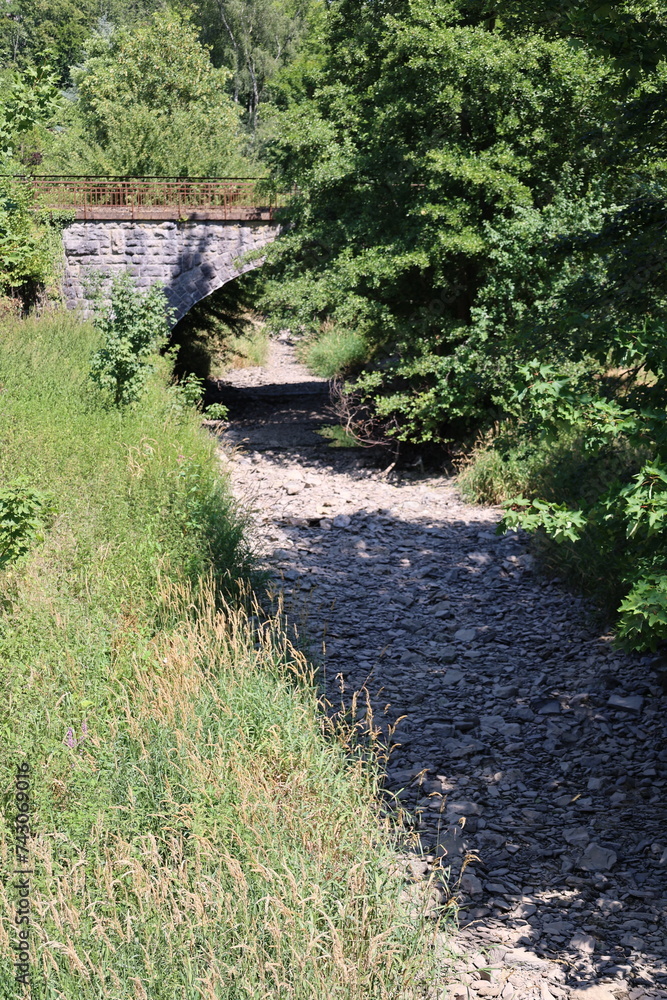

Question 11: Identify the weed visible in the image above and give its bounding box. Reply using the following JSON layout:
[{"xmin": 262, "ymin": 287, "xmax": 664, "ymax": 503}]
[
  {"xmin": 317, "ymin": 424, "xmax": 360, "ymax": 449},
  {"xmin": 204, "ymin": 403, "xmax": 229, "ymax": 421},
  {"xmin": 0, "ymin": 482, "xmax": 54, "ymax": 569}
]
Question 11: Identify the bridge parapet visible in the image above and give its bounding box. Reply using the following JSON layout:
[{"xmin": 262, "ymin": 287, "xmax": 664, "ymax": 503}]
[{"xmin": 23, "ymin": 175, "xmax": 290, "ymax": 221}]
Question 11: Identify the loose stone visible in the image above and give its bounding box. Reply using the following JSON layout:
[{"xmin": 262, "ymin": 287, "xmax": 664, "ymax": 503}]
[{"xmin": 216, "ymin": 340, "xmax": 667, "ymax": 1000}]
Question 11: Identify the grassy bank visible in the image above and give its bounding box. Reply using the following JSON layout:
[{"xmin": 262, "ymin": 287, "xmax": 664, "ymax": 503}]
[{"xmin": 0, "ymin": 312, "xmax": 438, "ymax": 998}]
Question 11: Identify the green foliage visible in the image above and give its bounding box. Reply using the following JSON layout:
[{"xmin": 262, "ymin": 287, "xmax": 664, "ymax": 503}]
[
  {"xmin": 89, "ymin": 272, "xmax": 172, "ymax": 408},
  {"xmin": 195, "ymin": 0, "xmax": 323, "ymax": 128},
  {"xmin": 0, "ymin": 482, "xmax": 53, "ymax": 568},
  {"xmin": 0, "ymin": 176, "xmax": 68, "ymax": 299},
  {"xmin": 43, "ymin": 10, "xmax": 250, "ymax": 176},
  {"xmin": 173, "ymin": 371, "xmax": 206, "ymax": 409},
  {"xmin": 494, "ymin": 346, "xmax": 667, "ymax": 649},
  {"xmin": 317, "ymin": 423, "xmax": 359, "ymax": 448},
  {"xmin": 0, "ymin": 63, "xmax": 59, "ymax": 160},
  {"xmin": 618, "ymin": 575, "xmax": 667, "ymax": 649},
  {"xmin": 2, "ymin": 0, "xmax": 103, "ymax": 83},
  {"xmin": 259, "ymin": 0, "xmax": 614, "ymax": 440},
  {"xmin": 170, "ymin": 274, "xmax": 270, "ymax": 381},
  {"xmin": 257, "ymin": 0, "xmax": 667, "ymax": 649},
  {"xmin": 0, "ymin": 307, "xmax": 250, "ymax": 618},
  {"xmin": 165, "ymin": 372, "xmax": 232, "ymax": 425},
  {"xmin": 501, "ymin": 497, "xmax": 587, "ymax": 544},
  {"xmin": 300, "ymin": 324, "xmax": 368, "ymax": 378},
  {"xmin": 204, "ymin": 402, "xmax": 230, "ymax": 420},
  {"xmin": 617, "ymin": 464, "xmax": 667, "ymax": 538},
  {"xmin": 0, "ymin": 66, "xmax": 65, "ymax": 299}
]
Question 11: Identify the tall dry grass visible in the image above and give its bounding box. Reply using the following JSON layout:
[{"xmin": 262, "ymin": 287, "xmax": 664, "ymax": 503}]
[{"xmin": 0, "ymin": 582, "xmax": 443, "ymax": 998}]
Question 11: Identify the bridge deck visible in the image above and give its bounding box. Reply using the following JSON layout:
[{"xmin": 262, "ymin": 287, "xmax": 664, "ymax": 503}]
[{"xmin": 66, "ymin": 206, "xmax": 278, "ymax": 221}]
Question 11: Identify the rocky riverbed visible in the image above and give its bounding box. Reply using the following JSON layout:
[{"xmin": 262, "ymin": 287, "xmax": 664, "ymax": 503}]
[{"xmin": 212, "ymin": 337, "xmax": 667, "ymax": 1000}]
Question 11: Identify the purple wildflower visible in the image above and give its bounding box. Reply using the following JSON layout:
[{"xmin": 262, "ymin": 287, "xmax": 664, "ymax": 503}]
[{"xmin": 64, "ymin": 727, "xmax": 76, "ymax": 749}]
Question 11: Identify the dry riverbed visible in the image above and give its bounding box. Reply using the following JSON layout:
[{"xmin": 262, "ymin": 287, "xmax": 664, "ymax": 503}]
[{"xmin": 211, "ymin": 336, "xmax": 667, "ymax": 1000}]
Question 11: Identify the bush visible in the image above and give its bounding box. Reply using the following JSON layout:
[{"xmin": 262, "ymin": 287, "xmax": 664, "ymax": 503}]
[
  {"xmin": 89, "ymin": 272, "xmax": 172, "ymax": 408},
  {"xmin": 459, "ymin": 407, "xmax": 666, "ymax": 649},
  {"xmin": 0, "ymin": 482, "xmax": 53, "ymax": 569},
  {"xmin": 0, "ymin": 177, "xmax": 67, "ymax": 303}
]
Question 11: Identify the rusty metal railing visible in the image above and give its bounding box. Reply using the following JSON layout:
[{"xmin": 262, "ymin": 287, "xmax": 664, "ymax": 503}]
[{"xmin": 10, "ymin": 175, "xmax": 290, "ymax": 219}]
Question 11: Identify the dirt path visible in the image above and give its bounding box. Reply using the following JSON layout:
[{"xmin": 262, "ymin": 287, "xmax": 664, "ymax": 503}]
[{"xmin": 213, "ymin": 337, "xmax": 667, "ymax": 1000}]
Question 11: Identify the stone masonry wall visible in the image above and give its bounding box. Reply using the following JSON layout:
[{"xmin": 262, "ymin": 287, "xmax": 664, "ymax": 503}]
[{"xmin": 62, "ymin": 219, "xmax": 279, "ymax": 324}]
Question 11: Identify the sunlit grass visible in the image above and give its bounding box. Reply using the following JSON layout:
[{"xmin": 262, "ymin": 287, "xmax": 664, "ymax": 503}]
[
  {"xmin": 299, "ymin": 325, "xmax": 368, "ymax": 379},
  {"xmin": 215, "ymin": 319, "xmax": 269, "ymax": 372},
  {"xmin": 0, "ymin": 310, "xmax": 445, "ymax": 998}
]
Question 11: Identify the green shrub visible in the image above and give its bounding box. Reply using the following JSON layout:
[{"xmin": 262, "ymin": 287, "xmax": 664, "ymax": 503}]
[
  {"xmin": 618, "ymin": 574, "xmax": 667, "ymax": 649},
  {"xmin": 0, "ymin": 178, "xmax": 67, "ymax": 302},
  {"xmin": 204, "ymin": 402, "xmax": 229, "ymax": 420},
  {"xmin": 89, "ymin": 272, "xmax": 173, "ymax": 408},
  {"xmin": 41, "ymin": 10, "xmax": 250, "ymax": 177},
  {"xmin": 460, "ymin": 406, "xmax": 667, "ymax": 650},
  {"xmin": 0, "ymin": 482, "xmax": 53, "ymax": 569}
]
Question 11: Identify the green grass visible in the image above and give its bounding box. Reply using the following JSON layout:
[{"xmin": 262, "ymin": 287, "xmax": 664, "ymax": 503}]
[
  {"xmin": 0, "ymin": 311, "xmax": 444, "ymax": 998},
  {"xmin": 299, "ymin": 326, "xmax": 368, "ymax": 379},
  {"xmin": 216, "ymin": 320, "xmax": 269, "ymax": 371},
  {"xmin": 316, "ymin": 424, "xmax": 360, "ymax": 448}
]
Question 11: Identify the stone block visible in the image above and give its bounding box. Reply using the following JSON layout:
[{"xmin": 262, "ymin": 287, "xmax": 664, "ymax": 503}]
[
  {"xmin": 62, "ymin": 218, "xmax": 277, "ymax": 327},
  {"xmin": 138, "ymin": 265, "xmax": 168, "ymax": 277}
]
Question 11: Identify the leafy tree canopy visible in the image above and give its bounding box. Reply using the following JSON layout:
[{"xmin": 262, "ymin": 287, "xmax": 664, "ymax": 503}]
[
  {"xmin": 193, "ymin": 0, "xmax": 323, "ymax": 127},
  {"xmin": 260, "ymin": 0, "xmax": 616, "ymax": 433},
  {"xmin": 42, "ymin": 10, "xmax": 250, "ymax": 175},
  {"xmin": 0, "ymin": 0, "xmax": 165, "ymax": 84},
  {"xmin": 0, "ymin": 63, "xmax": 59, "ymax": 162}
]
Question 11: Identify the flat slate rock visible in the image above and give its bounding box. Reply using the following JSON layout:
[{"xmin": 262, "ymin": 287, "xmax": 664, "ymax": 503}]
[{"xmin": 216, "ymin": 339, "xmax": 667, "ymax": 1000}]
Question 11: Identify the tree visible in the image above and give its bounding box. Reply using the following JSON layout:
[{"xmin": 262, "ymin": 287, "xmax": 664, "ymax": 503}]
[
  {"xmin": 0, "ymin": 0, "xmax": 167, "ymax": 84},
  {"xmin": 192, "ymin": 0, "xmax": 322, "ymax": 128},
  {"xmin": 0, "ymin": 63, "xmax": 59, "ymax": 161},
  {"xmin": 260, "ymin": 0, "xmax": 613, "ymax": 440},
  {"xmin": 0, "ymin": 65, "xmax": 63, "ymax": 301},
  {"xmin": 43, "ymin": 9, "xmax": 249, "ymax": 176}
]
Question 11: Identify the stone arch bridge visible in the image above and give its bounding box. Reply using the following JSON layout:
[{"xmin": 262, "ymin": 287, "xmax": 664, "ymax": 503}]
[{"xmin": 29, "ymin": 176, "xmax": 285, "ymax": 324}]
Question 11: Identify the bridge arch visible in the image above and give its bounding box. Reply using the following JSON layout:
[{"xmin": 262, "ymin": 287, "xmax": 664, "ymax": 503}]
[{"xmin": 62, "ymin": 218, "xmax": 279, "ymax": 324}]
